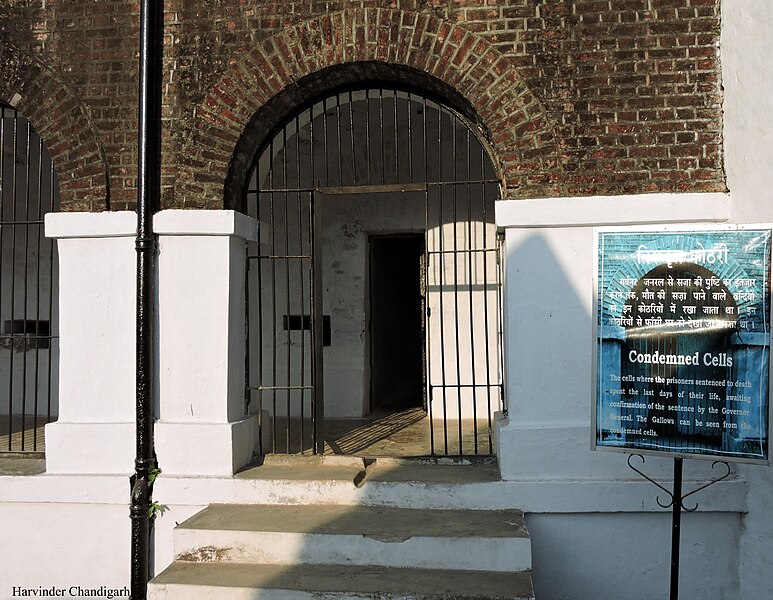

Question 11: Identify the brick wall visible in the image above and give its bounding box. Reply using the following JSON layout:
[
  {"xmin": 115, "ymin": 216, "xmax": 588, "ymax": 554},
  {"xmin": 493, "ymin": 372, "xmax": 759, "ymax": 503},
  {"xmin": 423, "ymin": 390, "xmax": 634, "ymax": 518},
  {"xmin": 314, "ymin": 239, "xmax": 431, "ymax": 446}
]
[{"xmin": 0, "ymin": 0, "xmax": 725, "ymax": 211}]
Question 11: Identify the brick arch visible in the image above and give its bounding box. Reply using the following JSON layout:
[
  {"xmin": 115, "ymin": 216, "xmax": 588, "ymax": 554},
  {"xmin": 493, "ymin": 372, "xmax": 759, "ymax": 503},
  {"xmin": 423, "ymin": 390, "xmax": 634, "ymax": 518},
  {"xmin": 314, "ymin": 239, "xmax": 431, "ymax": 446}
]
[
  {"xmin": 0, "ymin": 42, "xmax": 109, "ymax": 211},
  {"xmin": 176, "ymin": 8, "xmax": 560, "ymax": 209}
]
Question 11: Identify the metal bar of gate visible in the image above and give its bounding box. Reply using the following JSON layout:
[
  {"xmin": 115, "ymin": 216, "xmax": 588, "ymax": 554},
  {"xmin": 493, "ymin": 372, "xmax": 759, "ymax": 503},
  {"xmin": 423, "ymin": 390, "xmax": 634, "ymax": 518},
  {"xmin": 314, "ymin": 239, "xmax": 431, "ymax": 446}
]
[
  {"xmin": 21, "ymin": 121, "xmax": 31, "ymax": 449},
  {"xmin": 283, "ymin": 127, "xmax": 291, "ymax": 454},
  {"xmin": 255, "ymin": 191, "xmax": 265, "ymax": 451},
  {"xmin": 481, "ymin": 181, "xmax": 494, "ymax": 453},
  {"xmin": 311, "ymin": 190, "xmax": 325, "ymax": 455},
  {"xmin": 33, "ymin": 134, "xmax": 44, "ymax": 450},
  {"xmin": 1, "ymin": 109, "xmax": 8, "ymax": 450},
  {"xmin": 46, "ymin": 147, "xmax": 56, "ymax": 441},
  {"xmin": 9, "ymin": 111, "xmax": 18, "ymax": 450},
  {"xmin": 298, "ymin": 112, "xmax": 306, "ymax": 454},
  {"xmin": 451, "ymin": 111, "xmax": 463, "ymax": 455},
  {"xmin": 269, "ymin": 146, "xmax": 278, "ymax": 452},
  {"xmin": 424, "ymin": 185, "xmax": 433, "ymax": 453},
  {"xmin": 496, "ymin": 229, "xmax": 506, "ymax": 419},
  {"xmin": 466, "ymin": 129, "xmax": 479, "ymax": 454},
  {"xmin": 259, "ymin": 180, "xmax": 497, "ymax": 194}
]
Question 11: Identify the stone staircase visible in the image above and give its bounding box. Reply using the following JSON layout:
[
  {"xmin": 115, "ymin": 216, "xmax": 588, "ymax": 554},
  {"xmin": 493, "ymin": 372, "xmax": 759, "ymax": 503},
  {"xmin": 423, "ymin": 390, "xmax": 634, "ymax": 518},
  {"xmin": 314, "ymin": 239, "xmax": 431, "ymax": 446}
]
[{"xmin": 148, "ymin": 458, "xmax": 535, "ymax": 599}]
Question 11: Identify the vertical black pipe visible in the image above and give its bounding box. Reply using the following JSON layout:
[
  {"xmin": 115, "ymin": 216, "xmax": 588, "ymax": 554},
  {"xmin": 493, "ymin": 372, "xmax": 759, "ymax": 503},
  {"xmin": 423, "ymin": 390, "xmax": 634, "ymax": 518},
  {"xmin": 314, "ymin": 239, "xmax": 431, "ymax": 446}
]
[
  {"xmin": 670, "ymin": 457, "xmax": 683, "ymax": 600},
  {"xmin": 131, "ymin": 0, "xmax": 162, "ymax": 597}
]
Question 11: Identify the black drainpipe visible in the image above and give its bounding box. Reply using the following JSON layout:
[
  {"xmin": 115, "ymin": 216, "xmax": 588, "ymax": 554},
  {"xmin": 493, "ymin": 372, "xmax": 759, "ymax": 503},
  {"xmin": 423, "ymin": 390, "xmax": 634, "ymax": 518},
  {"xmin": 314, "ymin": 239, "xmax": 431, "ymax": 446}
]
[{"xmin": 130, "ymin": 0, "xmax": 162, "ymax": 598}]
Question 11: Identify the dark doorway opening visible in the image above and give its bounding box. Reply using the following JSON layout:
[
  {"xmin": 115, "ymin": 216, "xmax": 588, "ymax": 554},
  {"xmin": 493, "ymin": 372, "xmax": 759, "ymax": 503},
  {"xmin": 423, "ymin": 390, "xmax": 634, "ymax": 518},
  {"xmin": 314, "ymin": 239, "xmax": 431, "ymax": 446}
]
[{"xmin": 369, "ymin": 234, "xmax": 425, "ymax": 413}]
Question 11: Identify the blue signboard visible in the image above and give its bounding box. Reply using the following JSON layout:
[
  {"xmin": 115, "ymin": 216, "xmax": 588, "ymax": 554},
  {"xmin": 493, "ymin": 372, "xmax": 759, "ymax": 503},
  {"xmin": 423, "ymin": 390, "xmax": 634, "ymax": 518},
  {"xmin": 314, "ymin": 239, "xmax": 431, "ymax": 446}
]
[{"xmin": 595, "ymin": 227, "xmax": 771, "ymax": 462}]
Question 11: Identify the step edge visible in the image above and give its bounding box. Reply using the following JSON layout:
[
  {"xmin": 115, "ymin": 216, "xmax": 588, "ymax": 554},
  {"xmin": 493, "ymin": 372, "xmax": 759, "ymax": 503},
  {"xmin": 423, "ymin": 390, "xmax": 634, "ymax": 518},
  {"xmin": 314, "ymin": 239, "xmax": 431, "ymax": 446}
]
[{"xmin": 149, "ymin": 561, "xmax": 535, "ymax": 600}]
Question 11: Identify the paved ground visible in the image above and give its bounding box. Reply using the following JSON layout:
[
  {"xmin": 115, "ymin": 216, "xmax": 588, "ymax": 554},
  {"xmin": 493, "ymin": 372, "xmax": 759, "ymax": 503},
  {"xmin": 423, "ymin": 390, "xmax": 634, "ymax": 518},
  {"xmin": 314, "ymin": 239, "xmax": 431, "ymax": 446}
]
[
  {"xmin": 0, "ymin": 406, "xmax": 497, "ymax": 475},
  {"xmin": 0, "ymin": 455, "xmax": 46, "ymax": 475},
  {"xmin": 0, "ymin": 415, "xmax": 50, "ymax": 453},
  {"xmin": 264, "ymin": 406, "xmax": 495, "ymax": 457}
]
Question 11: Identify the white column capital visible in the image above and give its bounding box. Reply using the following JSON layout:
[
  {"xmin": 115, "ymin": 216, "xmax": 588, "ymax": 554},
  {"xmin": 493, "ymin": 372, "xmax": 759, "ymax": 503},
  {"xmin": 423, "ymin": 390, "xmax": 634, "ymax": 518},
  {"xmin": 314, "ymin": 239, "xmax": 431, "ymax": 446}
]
[
  {"xmin": 154, "ymin": 209, "xmax": 258, "ymax": 241},
  {"xmin": 45, "ymin": 210, "xmax": 137, "ymax": 239},
  {"xmin": 495, "ymin": 192, "xmax": 731, "ymax": 229}
]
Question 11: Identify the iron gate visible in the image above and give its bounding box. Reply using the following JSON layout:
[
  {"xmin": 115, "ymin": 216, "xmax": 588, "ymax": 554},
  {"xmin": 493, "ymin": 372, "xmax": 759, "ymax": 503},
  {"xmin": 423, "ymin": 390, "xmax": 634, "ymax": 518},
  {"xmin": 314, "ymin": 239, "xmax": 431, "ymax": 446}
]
[
  {"xmin": 0, "ymin": 103, "xmax": 59, "ymax": 453},
  {"xmin": 245, "ymin": 88, "xmax": 503, "ymax": 456}
]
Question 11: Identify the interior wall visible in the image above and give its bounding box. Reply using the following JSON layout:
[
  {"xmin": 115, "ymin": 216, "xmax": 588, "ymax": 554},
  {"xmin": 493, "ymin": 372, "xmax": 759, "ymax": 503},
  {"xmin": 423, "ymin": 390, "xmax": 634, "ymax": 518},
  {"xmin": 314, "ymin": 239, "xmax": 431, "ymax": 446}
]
[{"xmin": 322, "ymin": 192, "xmax": 424, "ymax": 417}]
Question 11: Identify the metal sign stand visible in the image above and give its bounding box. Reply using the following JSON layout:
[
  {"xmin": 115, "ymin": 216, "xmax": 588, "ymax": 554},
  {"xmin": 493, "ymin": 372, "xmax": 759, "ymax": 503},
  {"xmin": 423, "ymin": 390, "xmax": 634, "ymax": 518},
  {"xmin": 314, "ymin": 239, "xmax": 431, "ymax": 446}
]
[{"xmin": 627, "ymin": 454, "xmax": 731, "ymax": 600}]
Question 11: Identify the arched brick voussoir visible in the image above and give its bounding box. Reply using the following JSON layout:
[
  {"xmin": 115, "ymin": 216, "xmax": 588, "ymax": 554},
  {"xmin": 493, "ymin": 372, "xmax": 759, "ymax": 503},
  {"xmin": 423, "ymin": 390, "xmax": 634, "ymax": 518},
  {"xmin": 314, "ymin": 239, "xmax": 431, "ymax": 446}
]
[
  {"xmin": 0, "ymin": 42, "xmax": 110, "ymax": 212},
  {"xmin": 178, "ymin": 7, "xmax": 561, "ymax": 210}
]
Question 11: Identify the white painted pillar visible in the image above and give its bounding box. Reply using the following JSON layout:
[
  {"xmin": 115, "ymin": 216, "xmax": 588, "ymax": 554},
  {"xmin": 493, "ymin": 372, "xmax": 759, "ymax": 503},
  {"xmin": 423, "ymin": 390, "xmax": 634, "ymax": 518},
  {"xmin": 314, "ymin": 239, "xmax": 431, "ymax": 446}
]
[
  {"xmin": 493, "ymin": 193, "xmax": 731, "ymax": 481},
  {"xmin": 153, "ymin": 210, "xmax": 259, "ymax": 476},
  {"xmin": 44, "ymin": 212, "xmax": 137, "ymax": 474}
]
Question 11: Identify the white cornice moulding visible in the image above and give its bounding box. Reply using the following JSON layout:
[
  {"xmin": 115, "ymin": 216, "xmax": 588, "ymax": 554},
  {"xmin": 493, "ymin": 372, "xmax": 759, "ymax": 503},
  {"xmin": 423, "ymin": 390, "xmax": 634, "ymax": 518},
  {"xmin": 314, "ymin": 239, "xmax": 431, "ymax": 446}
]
[
  {"xmin": 154, "ymin": 209, "xmax": 258, "ymax": 241},
  {"xmin": 495, "ymin": 193, "xmax": 731, "ymax": 228},
  {"xmin": 45, "ymin": 211, "xmax": 137, "ymax": 239}
]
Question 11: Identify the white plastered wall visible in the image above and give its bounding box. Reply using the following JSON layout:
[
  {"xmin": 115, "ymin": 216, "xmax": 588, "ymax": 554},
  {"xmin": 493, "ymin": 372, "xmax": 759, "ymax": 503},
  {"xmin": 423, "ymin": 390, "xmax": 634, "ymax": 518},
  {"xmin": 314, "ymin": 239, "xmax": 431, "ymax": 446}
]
[
  {"xmin": 494, "ymin": 191, "xmax": 748, "ymax": 599},
  {"xmin": 721, "ymin": 2, "xmax": 773, "ymax": 599},
  {"xmin": 0, "ymin": 501, "xmax": 131, "ymax": 594},
  {"xmin": 44, "ymin": 211, "xmax": 137, "ymax": 474},
  {"xmin": 154, "ymin": 210, "xmax": 260, "ymax": 477}
]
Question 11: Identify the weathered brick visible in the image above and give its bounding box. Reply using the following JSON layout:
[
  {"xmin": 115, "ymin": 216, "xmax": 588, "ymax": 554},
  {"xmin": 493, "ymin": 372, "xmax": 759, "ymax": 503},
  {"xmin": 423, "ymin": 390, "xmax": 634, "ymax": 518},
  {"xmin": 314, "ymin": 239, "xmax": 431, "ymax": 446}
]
[{"xmin": 1, "ymin": 0, "xmax": 723, "ymax": 210}]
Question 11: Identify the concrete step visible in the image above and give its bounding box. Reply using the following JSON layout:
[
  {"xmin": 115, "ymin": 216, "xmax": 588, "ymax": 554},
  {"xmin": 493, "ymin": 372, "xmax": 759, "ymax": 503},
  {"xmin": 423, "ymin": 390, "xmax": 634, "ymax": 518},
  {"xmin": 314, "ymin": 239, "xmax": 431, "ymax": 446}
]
[
  {"xmin": 173, "ymin": 504, "xmax": 531, "ymax": 573},
  {"xmin": 150, "ymin": 460, "xmax": 533, "ymax": 599},
  {"xmin": 203, "ymin": 457, "xmax": 510, "ymax": 511},
  {"xmin": 148, "ymin": 561, "xmax": 535, "ymax": 599}
]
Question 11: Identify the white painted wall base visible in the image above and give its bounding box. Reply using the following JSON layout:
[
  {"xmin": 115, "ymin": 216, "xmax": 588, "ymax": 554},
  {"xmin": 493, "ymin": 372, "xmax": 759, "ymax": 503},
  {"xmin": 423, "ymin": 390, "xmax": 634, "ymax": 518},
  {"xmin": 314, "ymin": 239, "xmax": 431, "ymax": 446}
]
[
  {"xmin": 155, "ymin": 418, "xmax": 257, "ymax": 477},
  {"xmin": 0, "ymin": 500, "xmax": 131, "ymax": 595},
  {"xmin": 154, "ymin": 210, "xmax": 260, "ymax": 477},
  {"xmin": 527, "ymin": 512, "xmax": 741, "ymax": 600},
  {"xmin": 45, "ymin": 212, "xmax": 137, "ymax": 475},
  {"xmin": 0, "ymin": 458, "xmax": 746, "ymax": 600},
  {"xmin": 495, "ymin": 419, "xmax": 741, "ymax": 483},
  {"xmin": 44, "ymin": 422, "xmax": 135, "ymax": 475}
]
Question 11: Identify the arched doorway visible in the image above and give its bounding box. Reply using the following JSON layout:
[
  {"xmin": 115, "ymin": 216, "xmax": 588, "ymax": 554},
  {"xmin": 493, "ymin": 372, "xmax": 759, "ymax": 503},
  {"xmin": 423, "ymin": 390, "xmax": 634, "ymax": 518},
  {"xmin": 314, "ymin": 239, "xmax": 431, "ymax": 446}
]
[
  {"xmin": 244, "ymin": 87, "xmax": 503, "ymax": 457},
  {"xmin": 0, "ymin": 103, "xmax": 59, "ymax": 453}
]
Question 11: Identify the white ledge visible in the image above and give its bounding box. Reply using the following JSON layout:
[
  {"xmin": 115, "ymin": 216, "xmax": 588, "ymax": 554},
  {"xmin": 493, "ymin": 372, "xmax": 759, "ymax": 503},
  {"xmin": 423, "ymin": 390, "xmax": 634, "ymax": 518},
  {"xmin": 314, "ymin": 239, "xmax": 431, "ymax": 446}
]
[
  {"xmin": 495, "ymin": 193, "xmax": 731, "ymax": 228},
  {"xmin": 45, "ymin": 211, "xmax": 137, "ymax": 239},
  {"xmin": 154, "ymin": 210, "xmax": 258, "ymax": 241}
]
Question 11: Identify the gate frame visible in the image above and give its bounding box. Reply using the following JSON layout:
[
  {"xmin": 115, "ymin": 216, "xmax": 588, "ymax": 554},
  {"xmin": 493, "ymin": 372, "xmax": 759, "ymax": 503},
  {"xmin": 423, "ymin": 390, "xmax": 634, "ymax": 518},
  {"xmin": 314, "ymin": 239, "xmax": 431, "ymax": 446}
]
[{"xmin": 245, "ymin": 86, "xmax": 504, "ymax": 456}]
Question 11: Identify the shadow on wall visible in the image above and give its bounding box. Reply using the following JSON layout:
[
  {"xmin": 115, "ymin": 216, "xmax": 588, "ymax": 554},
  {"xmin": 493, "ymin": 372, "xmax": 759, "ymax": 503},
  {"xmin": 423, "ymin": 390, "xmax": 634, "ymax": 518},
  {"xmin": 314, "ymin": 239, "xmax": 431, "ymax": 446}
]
[{"xmin": 504, "ymin": 230, "xmax": 743, "ymax": 600}]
